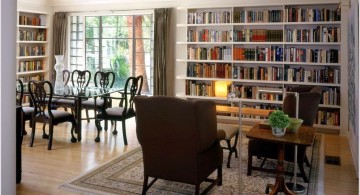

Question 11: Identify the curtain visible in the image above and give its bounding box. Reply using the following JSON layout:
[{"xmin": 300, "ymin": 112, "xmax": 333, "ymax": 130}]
[
  {"xmin": 153, "ymin": 8, "xmax": 174, "ymax": 96},
  {"xmin": 52, "ymin": 12, "xmax": 68, "ymax": 82}
]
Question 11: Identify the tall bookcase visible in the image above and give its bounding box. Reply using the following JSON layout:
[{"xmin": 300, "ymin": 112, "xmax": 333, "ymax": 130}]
[
  {"xmin": 175, "ymin": 2, "xmax": 349, "ymax": 135},
  {"xmin": 16, "ymin": 10, "xmax": 50, "ymax": 101}
]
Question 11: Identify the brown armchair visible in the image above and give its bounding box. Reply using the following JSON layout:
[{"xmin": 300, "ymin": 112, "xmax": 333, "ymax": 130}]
[
  {"xmin": 134, "ymin": 96, "xmax": 225, "ymax": 195},
  {"xmin": 247, "ymin": 86, "xmax": 322, "ymax": 182}
]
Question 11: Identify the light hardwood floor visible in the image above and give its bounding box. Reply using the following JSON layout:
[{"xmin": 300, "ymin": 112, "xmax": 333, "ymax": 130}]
[{"xmin": 16, "ymin": 117, "xmax": 359, "ymax": 194}]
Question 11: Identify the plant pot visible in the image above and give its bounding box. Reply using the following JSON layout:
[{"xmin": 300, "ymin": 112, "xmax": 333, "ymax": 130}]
[{"xmin": 271, "ymin": 127, "xmax": 286, "ymax": 137}]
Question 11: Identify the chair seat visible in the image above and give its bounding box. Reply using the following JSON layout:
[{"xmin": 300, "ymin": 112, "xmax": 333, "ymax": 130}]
[
  {"xmin": 22, "ymin": 106, "xmax": 35, "ymax": 116},
  {"xmin": 82, "ymin": 99, "xmax": 104, "ymax": 107},
  {"xmin": 217, "ymin": 123, "xmax": 239, "ymax": 140},
  {"xmin": 57, "ymin": 99, "xmax": 75, "ymax": 105},
  {"xmin": 98, "ymin": 107, "xmax": 125, "ymax": 117},
  {"xmin": 36, "ymin": 110, "xmax": 74, "ymax": 120}
]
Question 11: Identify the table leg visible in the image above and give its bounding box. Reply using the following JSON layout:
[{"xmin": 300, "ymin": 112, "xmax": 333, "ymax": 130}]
[
  {"xmin": 75, "ymin": 97, "xmax": 82, "ymax": 142},
  {"xmin": 266, "ymin": 144, "xmax": 295, "ymax": 195}
]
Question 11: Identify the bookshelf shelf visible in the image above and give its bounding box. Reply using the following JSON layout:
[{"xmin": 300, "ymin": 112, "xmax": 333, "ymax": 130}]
[
  {"xmin": 16, "ymin": 10, "xmax": 50, "ymax": 97},
  {"xmin": 176, "ymin": 2, "xmax": 348, "ymax": 134}
]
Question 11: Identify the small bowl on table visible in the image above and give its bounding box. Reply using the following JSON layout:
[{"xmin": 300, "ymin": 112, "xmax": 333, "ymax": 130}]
[{"xmin": 287, "ymin": 118, "xmax": 303, "ymax": 133}]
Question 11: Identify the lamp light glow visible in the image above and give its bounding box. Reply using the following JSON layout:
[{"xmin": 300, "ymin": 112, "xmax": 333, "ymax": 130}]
[{"xmin": 215, "ymin": 81, "xmax": 230, "ymax": 97}]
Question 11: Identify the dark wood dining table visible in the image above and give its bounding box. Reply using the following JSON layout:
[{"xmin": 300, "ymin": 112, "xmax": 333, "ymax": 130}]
[{"xmin": 53, "ymin": 85, "xmax": 122, "ymax": 142}]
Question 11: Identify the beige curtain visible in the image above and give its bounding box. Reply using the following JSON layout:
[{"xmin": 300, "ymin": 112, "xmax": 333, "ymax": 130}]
[
  {"xmin": 153, "ymin": 8, "xmax": 174, "ymax": 96},
  {"xmin": 52, "ymin": 12, "xmax": 68, "ymax": 82}
]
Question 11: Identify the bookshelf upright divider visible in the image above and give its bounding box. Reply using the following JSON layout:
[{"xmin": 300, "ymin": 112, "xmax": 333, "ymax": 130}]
[{"xmin": 176, "ymin": 2, "xmax": 348, "ymax": 135}]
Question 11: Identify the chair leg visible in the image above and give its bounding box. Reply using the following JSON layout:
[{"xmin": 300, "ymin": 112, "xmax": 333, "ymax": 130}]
[
  {"xmin": 70, "ymin": 120, "xmax": 77, "ymax": 143},
  {"xmin": 95, "ymin": 119, "xmax": 101, "ymax": 142},
  {"xmin": 122, "ymin": 120, "xmax": 128, "ymax": 145},
  {"xmin": 47, "ymin": 124, "xmax": 54, "ymax": 150},
  {"xmin": 298, "ymin": 162, "xmax": 309, "ymax": 183},
  {"xmin": 42, "ymin": 124, "xmax": 49, "ymax": 139},
  {"xmin": 226, "ymin": 140, "xmax": 233, "ymax": 168},
  {"xmin": 247, "ymin": 153, "xmax": 252, "ymax": 176},
  {"xmin": 85, "ymin": 109, "xmax": 90, "ymax": 123},
  {"xmin": 195, "ymin": 185, "xmax": 200, "ymax": 195},
  {"xmin": 112, "ymin": 122, "xmax": 118, "ymax": 135},
  {"xmin": 29, "ymin": 122, "xmax": 36, "ymax": 147},
  {"xmin": 142, "ymin": 175, "xmax": 148, "ymax": 195},
  {"xmin": 233, "ymin": 133, "xmax": 239, "ymax": 158},
  {"xmin": 217, "ymin": 165, "xmax": 222, "ymax": 186}
]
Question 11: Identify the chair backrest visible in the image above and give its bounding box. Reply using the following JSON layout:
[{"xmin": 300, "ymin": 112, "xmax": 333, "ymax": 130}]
[
  {"xmin": 28, "ymin": 80, "xmax": 54, "ymax": 119},
  {"xmin": 121, "ymin": 76, "xmax": 143, "ymax": 115},
  {"xmin": 136, "ymin": 75, "xmax": 143, "ymax": 95},
  {"xmin": 283, "ymin": 86, "xmax": 322, "ymax": 126},
  {"xmin": 16, "ymin": 79, "xmax": 24, "ymax": 106},
  {"xmin": 63, "ymin": 70, "xmax": 71, "ymax": 85},
  {"xmin": 71, "ymin": 70, "xmax": 91, "ymax": 88},
  {"xmin": 134, "ymin": 96, "xmax": 218, "ymax": 180},
  {"xmin": 94, "ymin": 71, "xmax": 115, "ymax": 88}
]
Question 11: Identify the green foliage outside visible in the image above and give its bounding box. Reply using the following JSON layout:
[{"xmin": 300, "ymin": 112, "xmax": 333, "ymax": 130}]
[{"xmin": 268, "ymin": 110, "xmax": 290, "ymax": 129}]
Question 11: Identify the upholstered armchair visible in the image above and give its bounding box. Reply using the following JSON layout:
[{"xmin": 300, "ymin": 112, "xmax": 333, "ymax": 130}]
[
  {"xmin": 247, "ymin": 86, "xmax": 322, "ymax": 182},
  {"xmin": 134, "ymin": 96, "xmax": 225, "ymax": 195}
]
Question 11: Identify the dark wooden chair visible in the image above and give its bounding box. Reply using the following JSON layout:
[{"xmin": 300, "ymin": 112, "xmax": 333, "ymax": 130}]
[
  {"xmin": 247, "ymin": 86, "xmax": 323, "ymax": 182},
  {"xmin": 134, "ymin": 96, "xmax": 225, "ymax": 195},
  {"xmin": 82, "ymin": 71, "xmax": 115, "ymax": 123},
  {"xmin": 56, "ymin": 70, "xmax": 91, "ymax": 112},
  {"xmin": 16, "ymin": 79, "xmax": 35, "ymax": 136},
  {"xmin": 94, "ymin": 76, "xmax": 143, "ymax": 144},
  {"xmin": 28, "ymin": 80, "xmax": 77, "ymax": 150}
]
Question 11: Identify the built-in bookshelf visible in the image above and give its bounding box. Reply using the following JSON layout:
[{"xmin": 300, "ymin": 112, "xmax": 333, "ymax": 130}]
[
  {"xmin": 176, "ymin": 2, "xmax": 349, "ymax": 134},
  {"xmin": 16, "ymin": 11, "xmax": 50, "ymax": 89}
]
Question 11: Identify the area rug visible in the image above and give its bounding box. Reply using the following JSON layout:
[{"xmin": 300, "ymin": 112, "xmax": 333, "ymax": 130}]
[{"xmin": 60, "ymin": 134, "xmax": 321, "ymax": 195}]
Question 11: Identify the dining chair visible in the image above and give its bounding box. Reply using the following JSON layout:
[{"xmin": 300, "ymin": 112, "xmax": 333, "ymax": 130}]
[
  {"xmin": 16, "ymin": 79, "xmax": 35, "ymax": 136},
  {"xmin": 56, "ymin": 70, "xmax": 91, "ymax": 112},
  {"xmin": 94, "ymin": 75, "xmax": 143, "ymax": 144},
  {"xmin": 28, "ymin": 80, "xmax": 77, "ymax": 150},
  {"xmin": 82, "ymin": 71, "xmax": 115, "ymax": 123}
]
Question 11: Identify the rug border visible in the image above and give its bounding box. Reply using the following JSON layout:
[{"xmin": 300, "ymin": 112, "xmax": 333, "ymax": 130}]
[{"xmin": 59, "ymin": 147, "xmax": 142, "ymax": 195}]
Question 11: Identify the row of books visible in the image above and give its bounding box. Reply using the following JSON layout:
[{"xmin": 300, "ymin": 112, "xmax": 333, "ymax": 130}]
[
  {"xmin": 187, "ymin": 63, "xmax": 232, "ymax": 78},
  {"xmin": 284, "ymin": 66, "xmax": 340, "ymax": 84},
  {"xmin": 233, "ymin": 46, "xmax": 283, "ymax": 62},
  {"xmin": 19, "ymin": 15, "xmax": 46, "ymax": 26},
  {"xmin": 187, "ymin": 46, "xmax": 232, "ymax": 60},
  {"xmin": 19, "ymin": 29, "xmax": 46, "ymax": 41},
  {"xmin": 284, "ymin": 7, "xmax": 341, "ymax": 22},
  {"xmin": 185, "ymin": 80, "xmax": 216, "ymax": 97},
  {"xmin": 233, "ymin": 29, "xmax": 283, "ymax": 42},
  {"xmin": 233, "ymin": 10, "xmax": 283, "ymax": 23},
  {"xmin": 187, "ymin": 11, "xmax": 232, "ymax": 24},
  {"xmin": 18, "ymin": 75, "xmax": 44, "ymax": 83},
  {"xmin": 186, "ymin": 7, "xmax": 341, "ymax": 24},
  {"xmin": 187, "ymin": 29, "xmax": 232, "ymax": 42},
  {"xmin": 18, "ymin": 46, "xmax": 45, "ymax": 56},
  {"xmin": 285, "ymin": 26, "xmax": 340, "ymax": 43},
  {"xmin": 316, "ymin": 110, "xmax": 340, "ymax": 126},
  {"xmin": 232, "ymin": 85, "xmax": 283, "ymax": 100},
  {"xmin": 284, "ymin": 48, "xmax": 339, "ymax": 63},
  {"xmin": 18, "ymin": 60, "xmax": 44, "ymax": 72},
  {"xmin": 321, "ymin": 87, "xmax": 340, "ymax": 105},
  {"xmin": 233, "ymin": 66, "xmax": 283, "ymax": 81}
]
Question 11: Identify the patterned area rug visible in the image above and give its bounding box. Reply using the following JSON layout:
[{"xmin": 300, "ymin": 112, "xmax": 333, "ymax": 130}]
[{"xmin": 60, "ymin": 134, "xmax": 321, "ymax": 195}]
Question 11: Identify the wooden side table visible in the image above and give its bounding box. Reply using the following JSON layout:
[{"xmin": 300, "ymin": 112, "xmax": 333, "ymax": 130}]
[{"xmin": 246, "ymin": 124, "xmax": 315, "ymax": 195}]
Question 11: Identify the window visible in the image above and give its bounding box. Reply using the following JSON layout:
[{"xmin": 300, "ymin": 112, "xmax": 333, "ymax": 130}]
[{"xmin": 69, "ymin": 13, "xmax": 154, "ymax": 94}]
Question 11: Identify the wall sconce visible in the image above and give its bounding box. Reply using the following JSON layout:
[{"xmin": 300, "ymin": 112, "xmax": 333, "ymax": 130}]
[{"xmin": 215, "ymin": 81, "xmax": 230, "ymax": 97}]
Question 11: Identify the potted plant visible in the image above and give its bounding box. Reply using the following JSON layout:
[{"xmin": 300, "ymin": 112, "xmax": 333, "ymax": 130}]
[{"xmin": 268, "ymin": 110, "xmax": 290, "ymax": 137}]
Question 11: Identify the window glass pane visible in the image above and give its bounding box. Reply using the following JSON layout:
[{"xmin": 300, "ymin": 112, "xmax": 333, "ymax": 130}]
[
  {"xmin": 135, "ymin": 15, "xmax": 152, "ymax": 38},
  {"xmin": 85, "ymin": 17, "xmax": 100, "ymax": 38}
]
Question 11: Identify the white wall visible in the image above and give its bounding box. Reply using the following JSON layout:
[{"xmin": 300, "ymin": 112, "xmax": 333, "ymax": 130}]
[{"xmin": 0, "ymin": 0, "xmax": 16, "ymax": 194}]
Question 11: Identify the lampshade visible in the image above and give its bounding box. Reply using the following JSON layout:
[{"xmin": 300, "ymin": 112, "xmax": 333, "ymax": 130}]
[{"xmin": 215, "ymin": 81, "xmax": 230, "ymax": 97}]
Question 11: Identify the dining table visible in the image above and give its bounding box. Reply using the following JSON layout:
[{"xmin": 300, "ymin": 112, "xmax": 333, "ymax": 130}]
[{"xmin": 53, "ymin": 85, "xmax": 122, "ymax": 142}]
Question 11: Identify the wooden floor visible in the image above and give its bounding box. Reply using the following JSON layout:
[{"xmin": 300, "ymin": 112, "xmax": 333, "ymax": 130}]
[{"xmin": 16, "ymin": 117, "xmax": 359, "ymax": 194}]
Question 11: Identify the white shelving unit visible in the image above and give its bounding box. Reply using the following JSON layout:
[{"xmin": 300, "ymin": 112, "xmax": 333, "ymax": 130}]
[
  {"xmin": 175, "ymin": 2, "xmax": 349, "ymax": 134},
  {"xmin": 16, "ymin": 11, "xmax": 50, "ymax": 90}
]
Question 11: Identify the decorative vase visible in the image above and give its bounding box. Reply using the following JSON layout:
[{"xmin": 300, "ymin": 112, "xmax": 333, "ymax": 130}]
[
  {"xmin": 271, "ymin": 127, "xmax": 286, "ymax": 137},
  {"xmin": 54, "ymin": 55, "xmax": 65, "ymax": 91}
]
